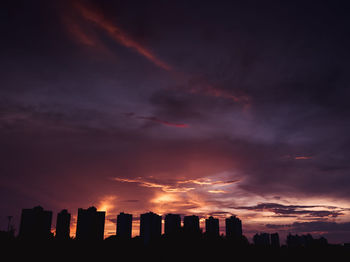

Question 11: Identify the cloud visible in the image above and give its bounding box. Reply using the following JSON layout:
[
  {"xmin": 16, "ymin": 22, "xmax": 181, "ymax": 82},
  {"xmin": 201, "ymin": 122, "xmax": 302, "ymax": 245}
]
[
  {"xmin": 73, "ymin": 1, "xmax": 171, "ymax": 71},
  {"xmin": 186, "ymin": 78, "xmax": 251, "ymax": 107},
  {"xmin": 136, "ymin": 116, "xmax": 189, "ymax": 128},
  {"xmin": 208, "ymin": 190, "xmax": 228, "ymax": 194},
  {"xmin": 123, "ymin": 199, "xmax": 139, "ymax": 203},
  {"xmin": 61, "ymin": 14, "xmax": 102, "ymax": 49},
  {"xmin": 294, "ymin": 156, "xmax": 313, "ymax": 160},
  {"xmin": 266, "ymin": 221, "xmax": 350, "ymax": 232},
  {"xmin": 113, "ymin": 176, "xmax": 239, "ymax": 193},
  {"xmin": 122, "ymin": 112, "xmax": 189, "ymax": 128},
  {"xmin": 237, "ymin": 203, "xmax": 345, "ymax": 218},
  {"xmin": 113, "ymin": 177, "xmax": 195, "ymax": 193},
  {"xmin": 113, "ymin": 176, "xmax": 239, "ymax": 195},
  {"xmin": 63, "ymin": 2, "xmax": 252, "ymax": 108}
]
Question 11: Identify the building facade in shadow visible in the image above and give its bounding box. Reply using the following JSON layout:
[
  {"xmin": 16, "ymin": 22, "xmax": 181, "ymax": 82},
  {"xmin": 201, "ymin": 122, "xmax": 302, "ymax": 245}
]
[
  {"xmin": 253, "ymin": 233, "xmax": 271, "ymax": 246},
  {"xmin": 164, "ymin": 214, "xmax": 181, "ymax": 236},
  {"xmin": 287, "ymin": 233, "xmax": 328, "ymax": 247},
  {"xmin": 271, "ymin": 232, "xmax": 280, "ymax": 247},
  {"xmin": 18, "ymin": 206, "xmax": 52, "ymax": 240},
  {"xmin": 183, "ymin": 215, "xmax": 200, "ymax": 236},
  {"xmin": 76, "ymin": 206, "xmax": 105, "ymax": 240},
  {"xmin": 205, "ymin": 216, "xmax": 219, "ymax": 238},
  {"xmin": 117, "ymin": 212, "xmax": 132, "ymax": 239},
  {"xmin": 225, "ymin": 215, "xmax": 242, "ymax": 239},
  {"xmin": 56, "ymin": 209, "xmax": 71, "ymax": 240},
  {"xmin": 140, "ymin": 212, "xmax": 161, "ymax": 244}
]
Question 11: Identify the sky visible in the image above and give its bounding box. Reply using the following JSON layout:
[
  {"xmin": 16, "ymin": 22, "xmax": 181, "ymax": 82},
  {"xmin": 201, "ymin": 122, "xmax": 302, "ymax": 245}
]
[{"xmin": 1, "ymin": 0, "xmax": 350, "ymax": 244}]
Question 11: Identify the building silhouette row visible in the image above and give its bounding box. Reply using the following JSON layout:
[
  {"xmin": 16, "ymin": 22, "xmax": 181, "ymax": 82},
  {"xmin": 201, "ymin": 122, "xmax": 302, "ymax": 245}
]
[
  {"xmin": 286, "ymin": 233, "xmax": 328, "ymax": 247},
  {"xmin": 18, "ymin": 206, "xmax": 243, "ymax": 243},
  {"xmin": 13, "ymin": 206, "xmax": 337, "ymax": 247},
  {"xmin": 253, "ymin": 232, "xmax": 280, "ymax": 247}
]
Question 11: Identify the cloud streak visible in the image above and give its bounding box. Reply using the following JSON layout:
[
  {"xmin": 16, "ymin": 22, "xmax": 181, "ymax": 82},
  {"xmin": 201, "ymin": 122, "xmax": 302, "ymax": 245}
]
[
  {"xmin": 63, "ymin": 2, "xmax": 251, "ymax": 107},
  {"xmin": 62, "ymin": 15, "xmax": 99, "ymax": 48},
  {"xmin": 113, "ymin": 177, "xmax": 195, "ymax": 193},
  {"xmin": 73, "ymin": 1, "xmax": 172, "ymax": 71},
  {"xmin": 123, "ymin": 112, "xmax": 189, "ymax": 128},
  {"xmin": 136, "ymin": 116, "xmax": 189, "ymax": 128},
  {"xmin": 187, "ymin": 81, "xmax": 251, "ymax": 107},
  {"xmin": 113, "ymin": 176, "xmax": 239, "ymax": 193},
  {"xmin": 237, "ymin": 203, "xmax": 345, "ymax": 218}
]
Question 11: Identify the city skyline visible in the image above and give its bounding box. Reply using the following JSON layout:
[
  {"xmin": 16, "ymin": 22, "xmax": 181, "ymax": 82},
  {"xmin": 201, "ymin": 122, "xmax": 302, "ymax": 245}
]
[
  {"xmin": 1, "ymin": 0, "xmax": 350, "ymax": 245},
  {"xmin": 8, "ymin": 205, "xmax": 346, "ymax": 246},
  {"xmin": 18, "ymin": 206, "xmax": 243, "ymax": 239},
  {"xmin": 15, "ymin": 205, "xmax": 273, "ymax": 243},
  {"xmin": 3, "ymin": 206, "xmax": 347, "ymax": 260}
]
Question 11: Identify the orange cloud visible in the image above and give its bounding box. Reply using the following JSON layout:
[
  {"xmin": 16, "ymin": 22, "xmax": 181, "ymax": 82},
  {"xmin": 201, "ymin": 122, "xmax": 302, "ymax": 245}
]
[
  {"xmin": 208, "ymin": 189, "xmax": 228, "ymax": 194},
  {"xmin": 281, "ymin": 155, "xmax": 313, "ymax": 160},
  {"xmin": 178, "ymin": 178, "xmax": 239, "ymax": 186},
  {"xmin": 294, "ymin": 156, "xmax": 313, "ymax": 160},
  {"xmin": 113, "ymin": 176, "xmax": 239, "ymax": 199},
  {"xmin": 97, "ymin": 195, "xmax": 117, "ymax": 213},
  {"xmin": 73, "ymin": 2, "xmax": 171, "ymax": 71},
  {"xmin": 113, "ymin": 177, "xmax": 195, "ymax": 193}
]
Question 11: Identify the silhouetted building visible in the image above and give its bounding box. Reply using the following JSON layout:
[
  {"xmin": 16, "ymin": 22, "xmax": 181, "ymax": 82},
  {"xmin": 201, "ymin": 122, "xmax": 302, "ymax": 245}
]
[
  {"xmin": 253, "ymin": 233, "xmax": 270, "ymax": 246},
  {"xmin": 56, "ymin": 209, "xmax": 71, "ymax": 240},
  {"xmin": 225, "ymin": 215, "xmax": 242, "ymax": 239},
  {"xmin": 117, "ymin": 212, "xmax": 132, "ymax": 239},
  {"xmin": 286, "ymin": 233, "xmax": 328, "ymax": 248},
  {"xmin": 271, "ymin": 232, "xmax": 280, "ymax": 247},
  {"xmin": 19, "ymin": 206, "xmax": 52, "ymax": 240},
  {"xmin": 287, "ymin": 233, "xmax": 311, "ymax": 248},
  {"xmin": 183, "ymin": 215, "xmax": 200, "ymax": 235},
  {"xmin": 316, "ymin": 236, "xmax": 328, "ymax": 246},
  {"xmin": 164, "ymin": 214, "xmax": 181, "ymax": 236},
  {"xmin": 140, "ymin": 212, "xmax": 161, "ymax": 244},
  {"xmin": 76, "ymin": 206, "xmax": 105, "ymax": 241},
  {"xmin": 205, "ymin": 216, "xmax": 219, "ymax": 237}
]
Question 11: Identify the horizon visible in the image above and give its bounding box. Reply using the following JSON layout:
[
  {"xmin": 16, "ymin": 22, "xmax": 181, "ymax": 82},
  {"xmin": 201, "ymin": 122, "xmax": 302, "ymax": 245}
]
[
  {"xmin": 7, "ymin": 205, "xmax": 347, "ymax": 245},
  {"xmin": 1, "ymin": 0, "xmax": 350, "ymax": 245}
]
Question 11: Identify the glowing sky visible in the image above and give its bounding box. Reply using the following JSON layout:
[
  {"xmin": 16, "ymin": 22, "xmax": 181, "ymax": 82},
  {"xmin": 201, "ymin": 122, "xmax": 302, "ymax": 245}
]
[{"xmin": 1, "ymin": 0, "xmax": 350, "ymax": 243}]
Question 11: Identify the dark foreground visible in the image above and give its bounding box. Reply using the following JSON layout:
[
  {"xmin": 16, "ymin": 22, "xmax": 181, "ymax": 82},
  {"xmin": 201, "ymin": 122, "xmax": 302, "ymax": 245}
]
[{"xmin": 1, "ymin": 238, "xmax": 349, "ymax": 261}]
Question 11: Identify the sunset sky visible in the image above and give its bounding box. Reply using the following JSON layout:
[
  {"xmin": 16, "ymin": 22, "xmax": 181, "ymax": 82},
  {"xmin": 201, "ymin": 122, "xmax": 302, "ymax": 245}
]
[{"xmin": 1, "ymin": 0, "xmax": 350, "ymax": 243}]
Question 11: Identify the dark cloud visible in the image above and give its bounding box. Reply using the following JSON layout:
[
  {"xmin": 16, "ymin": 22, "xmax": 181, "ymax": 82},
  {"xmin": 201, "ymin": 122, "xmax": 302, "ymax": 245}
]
[
  {"xmin": 135, "ymin": 115, "xmax": 188, "ymax": 128},
  {"xmin": 266, "ymin": 221, "xmax": 350, "ymax": 232},
  {"xmin": 237, "ymin": 203, "xmax": 345, "ymax": 218}
]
